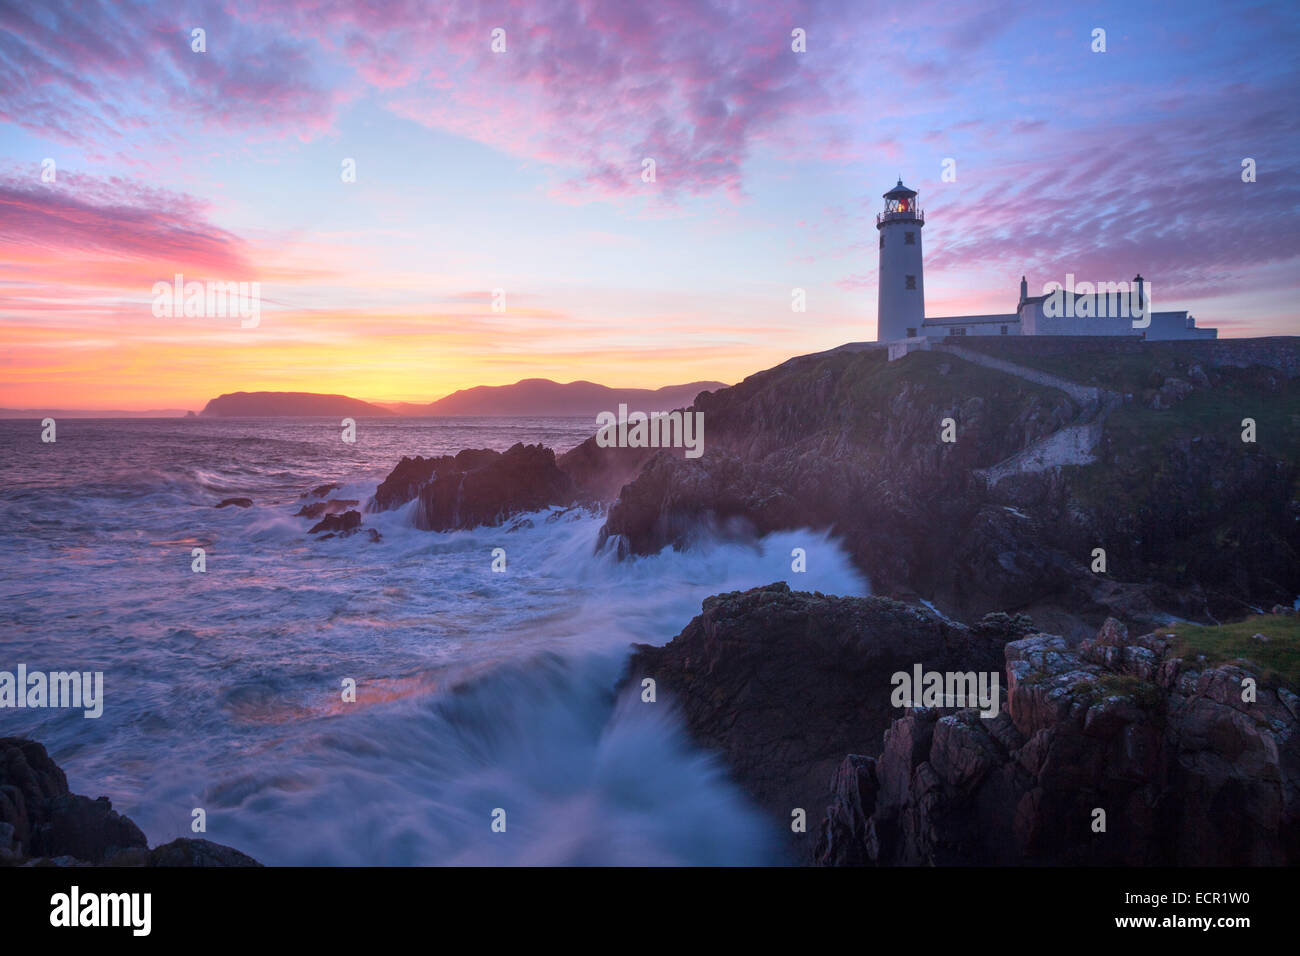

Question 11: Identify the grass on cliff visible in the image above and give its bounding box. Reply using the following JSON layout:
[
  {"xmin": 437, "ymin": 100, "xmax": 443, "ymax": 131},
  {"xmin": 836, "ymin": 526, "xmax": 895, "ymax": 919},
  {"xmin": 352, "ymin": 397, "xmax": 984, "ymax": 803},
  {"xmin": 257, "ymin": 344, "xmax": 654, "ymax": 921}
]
[
  {"xmin": 1156, "ymin": 615, "xmax": 1300, "ymax": 688},
  {"xmin": 1102, "ymin": 375, "xmax": 1299, "ymax": 450},
  {"xmin": 1062, "ymin": 369, "xmax": 1299, "ymax": 592},
  {"xmin": 971, "ymin": 344, "xmax": 1181, "ymax": 393}
]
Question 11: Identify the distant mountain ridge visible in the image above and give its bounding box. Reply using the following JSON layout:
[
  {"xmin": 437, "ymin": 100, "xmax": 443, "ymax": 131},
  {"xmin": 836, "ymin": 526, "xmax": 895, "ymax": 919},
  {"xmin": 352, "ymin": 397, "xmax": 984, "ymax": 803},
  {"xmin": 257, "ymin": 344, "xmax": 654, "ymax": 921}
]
[
  {"xmin": 407, "ymin": 378, "xmax": 727, "ymax": 416},
  {"xmin": 199, "ymin": 380, "xmax": 727, "ymax": 418},
  {"xmin": 201, "ymin": 392, "xmax": 395, "ymax": 417}
]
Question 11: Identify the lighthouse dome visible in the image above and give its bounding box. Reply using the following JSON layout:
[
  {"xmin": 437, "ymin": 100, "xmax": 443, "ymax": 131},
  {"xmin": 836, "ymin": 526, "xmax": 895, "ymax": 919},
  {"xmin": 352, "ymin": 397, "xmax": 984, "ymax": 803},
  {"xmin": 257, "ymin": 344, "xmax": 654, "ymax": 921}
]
[{"xmin": 883, "ymin": 179, "xmax": 918, "ymax": 199}]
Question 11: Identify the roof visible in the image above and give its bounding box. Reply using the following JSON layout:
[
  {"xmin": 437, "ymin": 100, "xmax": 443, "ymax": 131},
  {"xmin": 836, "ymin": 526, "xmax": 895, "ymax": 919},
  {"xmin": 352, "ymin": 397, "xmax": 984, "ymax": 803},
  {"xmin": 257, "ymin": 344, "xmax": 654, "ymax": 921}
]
[
  {"xmin": 1021, "ymin": 294, "xmax": 1188, "ymax": 319},
  {"xmin": 883, "ymin": 179, "xmax": 918, "ymax": 199},
  {"xmin": 923, "ymin": 314, "xmax": 1018, "ymax": 326}
]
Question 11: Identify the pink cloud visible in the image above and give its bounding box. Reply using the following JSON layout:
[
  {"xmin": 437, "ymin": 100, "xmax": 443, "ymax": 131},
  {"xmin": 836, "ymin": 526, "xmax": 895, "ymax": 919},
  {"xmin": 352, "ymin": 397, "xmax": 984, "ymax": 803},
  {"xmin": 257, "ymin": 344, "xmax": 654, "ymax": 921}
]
[{"xmin": 0, "ymin": 173, "xmax": 254, "ymax": 275}]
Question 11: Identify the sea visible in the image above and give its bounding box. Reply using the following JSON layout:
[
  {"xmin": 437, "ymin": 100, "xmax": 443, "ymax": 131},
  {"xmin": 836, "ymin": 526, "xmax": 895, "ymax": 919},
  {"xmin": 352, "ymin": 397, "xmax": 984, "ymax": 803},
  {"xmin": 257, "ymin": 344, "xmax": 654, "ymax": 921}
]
[{"xmin": 0, "ymin": 417, "xmax": 869, "ymax": 865}]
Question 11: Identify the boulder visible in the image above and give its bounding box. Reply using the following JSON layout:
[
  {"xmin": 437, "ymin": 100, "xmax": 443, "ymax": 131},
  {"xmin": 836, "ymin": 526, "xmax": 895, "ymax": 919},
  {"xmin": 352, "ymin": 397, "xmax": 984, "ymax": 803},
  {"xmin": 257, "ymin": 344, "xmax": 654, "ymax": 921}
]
[{"xmin": 308, "ymin": 510, "xmax": 362, "ymax": 535}]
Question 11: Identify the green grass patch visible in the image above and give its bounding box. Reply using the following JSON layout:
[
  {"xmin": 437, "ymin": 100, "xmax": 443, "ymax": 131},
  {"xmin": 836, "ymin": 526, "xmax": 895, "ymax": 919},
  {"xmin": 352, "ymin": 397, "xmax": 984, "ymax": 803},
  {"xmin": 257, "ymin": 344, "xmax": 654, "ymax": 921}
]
[{"xmin": 1157, "ymin": 615, "xmax": 1300, "ymax": 688}]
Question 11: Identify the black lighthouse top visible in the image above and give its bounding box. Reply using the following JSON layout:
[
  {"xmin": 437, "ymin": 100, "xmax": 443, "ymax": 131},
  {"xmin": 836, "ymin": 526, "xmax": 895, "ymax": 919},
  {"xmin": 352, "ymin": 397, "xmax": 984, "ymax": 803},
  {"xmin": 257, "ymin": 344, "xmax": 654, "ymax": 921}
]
[
  {"xmin": 877, "ymin": 179, "xmax": 923, "ymax": 227},
  {"xmin": 883, "ymin": 179, "xmax": 917, "ymax": 200}
]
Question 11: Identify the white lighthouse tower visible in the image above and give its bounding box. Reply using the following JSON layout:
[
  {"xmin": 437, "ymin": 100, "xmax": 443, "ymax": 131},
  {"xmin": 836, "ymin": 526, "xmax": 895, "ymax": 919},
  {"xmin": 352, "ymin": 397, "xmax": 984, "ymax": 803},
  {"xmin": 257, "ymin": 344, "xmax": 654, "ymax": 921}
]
[{"xmin": 875, "ymin": 179, "xmax": 925, "ymax": 342}]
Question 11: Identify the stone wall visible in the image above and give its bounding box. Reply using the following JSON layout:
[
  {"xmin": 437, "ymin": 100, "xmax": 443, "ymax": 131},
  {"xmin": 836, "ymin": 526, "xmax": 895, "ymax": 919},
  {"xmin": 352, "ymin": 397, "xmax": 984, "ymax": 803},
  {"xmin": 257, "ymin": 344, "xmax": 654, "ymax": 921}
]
[{"xmin": 946, "ymin": 335, "xmax": 1300, "ymax": 377}]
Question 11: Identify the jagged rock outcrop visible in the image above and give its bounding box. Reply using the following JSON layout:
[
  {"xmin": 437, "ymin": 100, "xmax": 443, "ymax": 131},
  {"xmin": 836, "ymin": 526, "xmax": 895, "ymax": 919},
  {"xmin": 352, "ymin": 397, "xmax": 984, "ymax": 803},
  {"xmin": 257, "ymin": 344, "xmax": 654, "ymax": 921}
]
[
  {"xmin": 624, "ymin": 583, "xmax": 1012, "ymax": 830},
  {"xmin": 370, "ymin": 443, "xmax": 575, "ymax": 531},
  {"xmin": 295, "ymin": 498, "xmax": 358, "ymax": 519},
  {"xmin": 0, "ymin": 736, "xmax": 146, "ymax": 863},
  {"xmin": 308, "ymin": 510, "xmax": 362, "ymax": 536},
  {"xmin": 555, "ymin": 440, "xmax": 659, "ymax": 503},
  {"xmin": 0, "ymin": 738, "xmax": 261, "ymax": 866},
  {"xmin": 815, "ymin": 618, "xmax": 1299, "ymax": 866}
]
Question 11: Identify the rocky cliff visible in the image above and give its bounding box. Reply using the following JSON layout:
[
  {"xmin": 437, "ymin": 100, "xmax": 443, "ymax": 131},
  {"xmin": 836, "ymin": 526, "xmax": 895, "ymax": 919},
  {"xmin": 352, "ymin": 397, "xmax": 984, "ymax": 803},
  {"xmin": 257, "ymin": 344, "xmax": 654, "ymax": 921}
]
[
  {"xmin": 623, "ymin": 585, "xmax": 1299, "ymax": 866},
  {"xmin": 625, "ymin": 584, "xmax": 1026, "ymax": 843},
  {"xmin": 597, "ymin": 340, "xmax": 1300, "ymax": 630},
  {"xmin": 0, "ymin": 738, "xmax": 261, "ymax": 866},
  {"xmin": 817, "ymin": 616, "xmax": 1299, "ymax": 867}
]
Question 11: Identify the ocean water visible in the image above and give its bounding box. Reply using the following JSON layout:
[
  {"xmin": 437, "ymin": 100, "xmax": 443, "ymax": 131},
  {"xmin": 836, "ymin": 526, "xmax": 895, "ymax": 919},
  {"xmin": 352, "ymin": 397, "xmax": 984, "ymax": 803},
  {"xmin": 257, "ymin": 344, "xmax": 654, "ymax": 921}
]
[{"xmin": 0, "ymin": 417, "xmax": 868, "ymax": 865}]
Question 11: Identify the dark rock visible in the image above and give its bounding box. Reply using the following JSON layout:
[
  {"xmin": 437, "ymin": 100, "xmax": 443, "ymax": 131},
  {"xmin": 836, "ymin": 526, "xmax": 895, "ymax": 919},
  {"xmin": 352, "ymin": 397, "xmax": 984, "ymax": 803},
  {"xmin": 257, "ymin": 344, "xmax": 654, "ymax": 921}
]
[
  {"xmin": 818, "ymin": 617, "xmax": 1298, "ymax": 866},
  {"xmin": 593, "ymin": 343, "xmax": 1300, "ymax": 628},
  {"xmin": 556, "ymin": 438, "xmax": 661, "ymax": 503},
  {"xmin": 34, "ymin": 793, "xmax": 148, "ymax": 863},
  {"xmin": 624, "ymin": 583, "xmax": 1005, "ymax": 854},
  {"xmin": 300, "ymin": 483, "xmax": 341, "ymax": 499},
  {"xmin": 0, "ymin": 738, "xmax": 260, "ymax": 867},
  {"xmin": 215, "ymin": 497, "xmax": 252, "ymax": 509},
  {"xmin": 309, "ymin": 510, "xmax": 362, "ymax": 535},
  {"xmin": 813, "ymin": 755, "xmax": 877, "ymax": 866},
  {"xmin": 146, "ymin": 838, "xmax": 263, "ymax": 867},
  {"xmin": 371, "ymin": 449, "xmax": 496, "ymax": 512},
  {"xmin": 295, "ymin": 498, "xmax": 359, "ymax": 519},
  {"xmin": 372, "ymin": 443, "xmax": 575, "ymax": 532}
]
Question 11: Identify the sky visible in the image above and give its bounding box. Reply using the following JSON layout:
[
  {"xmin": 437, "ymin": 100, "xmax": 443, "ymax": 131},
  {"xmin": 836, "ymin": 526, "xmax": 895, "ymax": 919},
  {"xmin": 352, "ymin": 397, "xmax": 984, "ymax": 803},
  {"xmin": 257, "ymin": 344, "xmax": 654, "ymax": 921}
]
[{"xmin": 1, "ymin": 0, "xmax": 1297, "ymax": 410}]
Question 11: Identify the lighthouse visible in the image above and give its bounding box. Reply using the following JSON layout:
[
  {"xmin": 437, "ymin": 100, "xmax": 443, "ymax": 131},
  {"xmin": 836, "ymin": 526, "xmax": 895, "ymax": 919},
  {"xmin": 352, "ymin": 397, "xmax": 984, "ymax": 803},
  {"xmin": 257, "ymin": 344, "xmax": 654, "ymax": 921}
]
[{"xmin": 876, "ymin": 179, "xmax": 925, "ymax": 342}]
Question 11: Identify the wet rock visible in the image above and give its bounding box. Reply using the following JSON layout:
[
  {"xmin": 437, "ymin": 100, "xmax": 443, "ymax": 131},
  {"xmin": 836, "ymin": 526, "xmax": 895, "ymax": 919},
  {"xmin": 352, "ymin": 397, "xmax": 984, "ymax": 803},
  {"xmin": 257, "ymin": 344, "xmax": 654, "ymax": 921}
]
[
  {"xmin": 813, "ymin": 755, "xmax": 877, "ymax": 866},
  {"xmin": 309, "ymin": 510, "xmax": 362, "ymax": 535},
  {"xmin": 372, "ymin": 443, "xmax": 575, "ymax": 532},
  {"xmin": 300, "ymin": 483, "xmax": 341, "ymax": 499},
  {"xmin": 822, "ymin": 618, "xmax": 1297, "ymax": 866},
  {"xmin": 215, "ymin": 497, "xmax": 252, "ymax": 508},
  {"xmin": 295, "ymin": 498, "xmax": 359, "ymax": 519},
  {"xmin": 624, "ymin": 583, "xmax": 1005, "ymax": 852},
  {"xmin": 146, "ymin": 838, "xmax": 263, "ymax": 867},
  {"xmin": 35, "ymin": 793, "xmax": 149, "ymax": 863},
  {"xmin": 0, "ymin": 738, "xmax": 260, "ymax": 867}
]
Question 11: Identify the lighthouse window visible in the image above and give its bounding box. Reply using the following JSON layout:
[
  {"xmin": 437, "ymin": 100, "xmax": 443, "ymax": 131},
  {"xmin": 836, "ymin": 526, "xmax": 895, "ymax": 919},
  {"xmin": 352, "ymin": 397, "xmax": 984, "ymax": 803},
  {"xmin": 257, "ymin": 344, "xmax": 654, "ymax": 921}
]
[
  {"xmin": 905, "ymin": 275, "xmax": 916, "ymax": 290},
  {"xmin": 1000, "ymin": 325, "xmax": 1008, "ymax": 335},
  {"xmin": 879, "ymin": 234, "xmax": 884, "ymax": 249},
  {"xmin": 905, "ymin": 232, "xmax": 915, "ymax": 245}
]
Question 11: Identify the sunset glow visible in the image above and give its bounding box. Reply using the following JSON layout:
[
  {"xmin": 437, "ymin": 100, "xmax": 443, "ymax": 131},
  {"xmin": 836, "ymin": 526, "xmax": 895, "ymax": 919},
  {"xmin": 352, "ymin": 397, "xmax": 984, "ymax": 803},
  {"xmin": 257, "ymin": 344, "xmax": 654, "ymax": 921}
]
[{"xmin": 2, "ymin": 0, "xmax": 1296, "ymax": 409}]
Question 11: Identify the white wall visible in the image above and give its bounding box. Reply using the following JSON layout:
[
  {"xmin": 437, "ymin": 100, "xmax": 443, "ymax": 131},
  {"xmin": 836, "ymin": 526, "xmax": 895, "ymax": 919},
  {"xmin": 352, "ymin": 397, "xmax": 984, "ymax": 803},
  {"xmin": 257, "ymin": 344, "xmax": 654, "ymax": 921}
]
[
  {"xmin": 926, "ymin": 321, "xmax": 1020, "ymax": 337},
  {"xmin": 877, "ymin": 218, "xmax": 925, "ymax": 341}
]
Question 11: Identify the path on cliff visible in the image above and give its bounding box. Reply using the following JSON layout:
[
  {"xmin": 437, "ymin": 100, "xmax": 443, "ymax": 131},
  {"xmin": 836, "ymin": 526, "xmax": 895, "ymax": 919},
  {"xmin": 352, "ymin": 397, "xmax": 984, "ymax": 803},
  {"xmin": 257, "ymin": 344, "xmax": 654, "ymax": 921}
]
[{"xmin": 931, "ymin": 343, "xmax": 1122, "ymax": 486}]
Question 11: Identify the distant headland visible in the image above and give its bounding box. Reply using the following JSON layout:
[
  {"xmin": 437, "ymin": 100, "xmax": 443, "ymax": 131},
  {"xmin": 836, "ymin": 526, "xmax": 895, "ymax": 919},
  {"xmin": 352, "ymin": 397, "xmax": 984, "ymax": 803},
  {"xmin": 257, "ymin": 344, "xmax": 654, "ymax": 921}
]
[{"xmin": 199, "ymin": 379, "xmax": 727, "ymax": 418}]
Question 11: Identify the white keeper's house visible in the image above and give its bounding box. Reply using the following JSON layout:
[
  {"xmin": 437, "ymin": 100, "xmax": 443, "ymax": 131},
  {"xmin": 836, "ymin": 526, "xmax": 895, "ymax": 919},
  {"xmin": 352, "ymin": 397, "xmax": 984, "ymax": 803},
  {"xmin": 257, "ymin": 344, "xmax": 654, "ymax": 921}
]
[{"xmin": 874, "ymin": 179, "xmax": 1218, "ymax": 345}]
